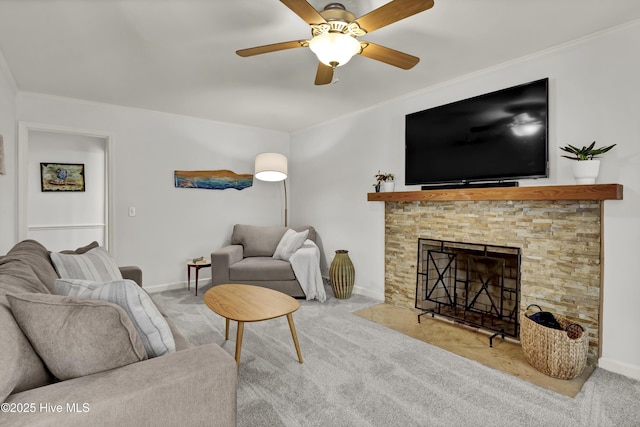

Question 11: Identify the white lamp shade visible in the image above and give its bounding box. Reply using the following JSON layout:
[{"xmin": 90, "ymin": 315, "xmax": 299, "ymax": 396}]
[
  {"xmin": 254, "ymin": 152, "xmax": 288, "ymax": 182},
  {"xmin": 308, "ymin": 32, "xmax": 361, "ymax": 67}
]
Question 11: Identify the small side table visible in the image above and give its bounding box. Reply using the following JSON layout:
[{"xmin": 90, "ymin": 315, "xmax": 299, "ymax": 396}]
[{"xmin": 187, "ymin": 259, "xmax": 211, "ymax": 296}]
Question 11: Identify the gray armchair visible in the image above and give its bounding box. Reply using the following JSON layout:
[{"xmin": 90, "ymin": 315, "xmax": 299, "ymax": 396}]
[{"xmin": 211, "ymin": 224, "xmax": 316, "ymax": 298}]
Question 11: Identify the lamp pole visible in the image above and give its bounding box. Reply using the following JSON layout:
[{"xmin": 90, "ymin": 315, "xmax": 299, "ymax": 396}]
[{"xmin": 283, "ymin": 179, "xmax": 288, "ymax": 227}]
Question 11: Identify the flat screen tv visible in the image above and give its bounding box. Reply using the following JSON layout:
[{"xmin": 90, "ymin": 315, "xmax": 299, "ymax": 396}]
[{"xmin": 405, "ymin": 78, "xmax": 549, "ymax": 188}]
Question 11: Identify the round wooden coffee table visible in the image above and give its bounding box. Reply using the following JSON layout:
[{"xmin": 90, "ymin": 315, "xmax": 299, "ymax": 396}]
[{"xmin": 204, "ymin": 284, "xmax": 303, "ymax": 366}]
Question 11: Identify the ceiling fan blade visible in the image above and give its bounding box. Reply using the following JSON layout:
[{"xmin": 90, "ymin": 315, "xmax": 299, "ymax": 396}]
[
  {"xmin": 315, "ymin": 62, "xmax": 334, "ymax": 85},
  {"xmin": 236, "ymin": 40, "xmax": 306, "ymax": 57},
  {"xmin": 280, "ymin": 0, "xmax": 327, "ymax": 25},
  {"xmin": 355, "ymin": 0, "xmax": 434, "ymax": 33},
  {"xmin": 360, "ymin": 42, "xmax": 420, "ymax": 69}
]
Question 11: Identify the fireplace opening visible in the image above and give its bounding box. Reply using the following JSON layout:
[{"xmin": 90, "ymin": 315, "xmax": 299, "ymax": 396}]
[{"xmin": 415, "ymin": 238, "xmax": 521, "ymax": 345}]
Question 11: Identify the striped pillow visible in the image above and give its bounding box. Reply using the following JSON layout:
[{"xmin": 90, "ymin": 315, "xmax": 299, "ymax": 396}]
[
  {"xmin": 51, "ymin": 247, "xmax": 123, "ymax": 281},
  {"xmin": 55, "ymin": 278, "xmax": 175, "ymax": 358}
]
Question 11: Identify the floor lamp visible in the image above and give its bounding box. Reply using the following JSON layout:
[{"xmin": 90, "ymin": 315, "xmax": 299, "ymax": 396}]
[{"xmin": 254, "ymin": 152, "xmax": 288, "ymax": 226}]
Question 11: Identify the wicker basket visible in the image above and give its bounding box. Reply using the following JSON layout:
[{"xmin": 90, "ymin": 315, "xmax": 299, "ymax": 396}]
[{"xmin": 520, "ymin": 305, "xmax": 588, "ymax": 380}]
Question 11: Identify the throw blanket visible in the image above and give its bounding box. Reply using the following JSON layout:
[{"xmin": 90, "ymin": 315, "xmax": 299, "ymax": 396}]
[{"xmin": 289, "ymin": 240, "xmax": 326, "ymax": 302}]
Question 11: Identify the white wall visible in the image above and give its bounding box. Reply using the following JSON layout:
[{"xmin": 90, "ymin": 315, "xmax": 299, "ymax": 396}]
[
  {"xmin": 16, "ymin": 94, "xmax": 290, "ymax": 288},
  {"xmin": 291, "ymin": 22, "xmax": 640, "ymax": 379},
  {"xmin": 0, "ymin": 52, "xmax": 17, "ymax": 253}
]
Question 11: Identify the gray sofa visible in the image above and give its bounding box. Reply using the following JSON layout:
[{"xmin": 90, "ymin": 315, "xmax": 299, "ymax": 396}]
[
  {"xmin": 1, "ymin": 240, "xmax": 237, "ymax": 427},
  {"xmin": 211, "ymin": 225, "xmax": 316, "ymax": 298}
]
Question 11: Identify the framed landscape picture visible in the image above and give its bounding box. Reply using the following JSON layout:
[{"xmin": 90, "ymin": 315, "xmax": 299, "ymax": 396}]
[{"xmin": 40, "ymin": 163, "xmax": 85, "ymax": 192}]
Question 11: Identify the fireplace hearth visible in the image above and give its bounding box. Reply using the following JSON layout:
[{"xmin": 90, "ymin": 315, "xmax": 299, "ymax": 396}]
[{"xmin": 416, "ymin": 239, "xmax": 520, "ymax": 345}]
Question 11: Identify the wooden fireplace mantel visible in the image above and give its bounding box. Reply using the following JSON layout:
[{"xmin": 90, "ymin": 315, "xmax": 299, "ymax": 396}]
[{"xmin": 367, "ymin": 184, "xmax": 623, "ymax": 202}]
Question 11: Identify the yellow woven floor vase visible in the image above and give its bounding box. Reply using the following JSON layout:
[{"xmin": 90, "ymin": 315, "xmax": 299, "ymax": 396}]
[{"xmin": 330, "ymin": 250, "xmax": 355, "ymax": 299}]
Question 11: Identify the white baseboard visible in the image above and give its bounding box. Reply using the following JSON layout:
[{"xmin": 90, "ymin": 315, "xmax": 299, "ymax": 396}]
[
  {"xmin": 598, "ymin": 357, "xmax": 640, "ymax": 381},
  {"xmin": 144, "ymin": 281, "xmax": 185, "ymax": 294},
  {"xmin": 352, "ymin": 285, "xmax": 384, "ymax": 301},
  {"xmin": 145, "ymin": 280, "xmax": 211, "ymax": 294}
]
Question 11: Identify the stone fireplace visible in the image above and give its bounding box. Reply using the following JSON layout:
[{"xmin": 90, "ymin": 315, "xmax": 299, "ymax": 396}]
[{"xmin": 370, "ymin": 184, "xmax": 623, "ymax": 365}]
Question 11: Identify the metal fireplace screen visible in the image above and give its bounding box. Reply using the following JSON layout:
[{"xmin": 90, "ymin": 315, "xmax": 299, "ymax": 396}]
[{"xmin": 415, "ymin": 238, "xmax": 521, "ymax": 338}]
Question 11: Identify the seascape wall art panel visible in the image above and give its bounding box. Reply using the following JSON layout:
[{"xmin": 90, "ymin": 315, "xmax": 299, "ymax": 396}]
[{"xmin": 174, "ymin": 170, "xmax": 253, "ymax": 190}]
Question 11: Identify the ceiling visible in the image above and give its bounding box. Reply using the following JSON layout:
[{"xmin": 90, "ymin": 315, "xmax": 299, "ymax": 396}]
[{"xmin": 1, "ymin": 0, "xmax": 640, "ymax": 133}]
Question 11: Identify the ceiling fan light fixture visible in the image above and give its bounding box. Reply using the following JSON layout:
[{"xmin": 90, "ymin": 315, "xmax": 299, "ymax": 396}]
[
  {"xmin": 308, "ymin": 32, "xmax": 361, "ymax": 67},
  {"xmin": 235, "ymin": 0, "xmax": 435, "ymax": 84}
]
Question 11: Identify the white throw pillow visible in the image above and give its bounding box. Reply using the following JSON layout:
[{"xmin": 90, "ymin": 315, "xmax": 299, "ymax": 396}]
[
  {"xmin": 55, "ymin": 278, "xmax": 176, "ymax": 358},
  {"xmin": 50, "ymin": 246, "xmax": 123, "ymax": 282},
  {"xmin": 273, "ymin": 229, "xmax": 309, "ymax": 261}
]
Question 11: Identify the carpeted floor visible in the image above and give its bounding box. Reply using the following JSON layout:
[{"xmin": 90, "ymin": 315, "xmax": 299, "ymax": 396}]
[{"xmin": 153, "ymin": 285, "xmax": 640, "ymax": 427}]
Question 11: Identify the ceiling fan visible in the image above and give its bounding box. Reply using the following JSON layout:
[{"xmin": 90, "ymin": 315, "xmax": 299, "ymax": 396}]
[{"xmin": 236, "ymin": 0, "xmax": 435, "ymax": 85}]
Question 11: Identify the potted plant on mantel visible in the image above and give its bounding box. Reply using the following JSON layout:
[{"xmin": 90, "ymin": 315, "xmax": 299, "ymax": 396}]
[
  {"xmin": 374, "ymin": 171, "xmax": 395, "ymax": 192},
  {"xmin": 560, "ymin": 141, "xmax": 616, "ymax": 184}
]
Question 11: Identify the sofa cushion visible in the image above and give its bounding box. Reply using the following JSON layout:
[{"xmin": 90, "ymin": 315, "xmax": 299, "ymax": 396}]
[
  {"xmin": 230, "ymin": 224, "xmax": 316, "ymax": 257},
  {"xmin": 50, "ymin": 246, "xmax": 123, "ymax": 282},
  {"xmin": 231, "ymin": 224, "xmax": 288, "ymax": 257},
  {"xmin": 0, "ymin": 240, "xmax": 58, "ymax": 401},
  {"xmin": 55, "ymin": 278, "xmax": 176, "ymax": 357},
  {"xmin": 273, "ymin": 229, "xmax": 309, "ymax": 261},
  {"xmin": 0, "ymin": 296, "xmax": 54, "ymax": 402},
  {"xmin": 230, "ymin": 257, "xmax": 296, "ymax": 281},
  {"xmin": 1, "ymin": 239, "xmax": 59, "ymax": 294},
  {"xmin": 7, "ymin": 293, "xmax": 147, "ymax": 381}
]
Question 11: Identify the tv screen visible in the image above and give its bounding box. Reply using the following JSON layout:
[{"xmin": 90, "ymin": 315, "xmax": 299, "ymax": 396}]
[{"xmin": 405, "ymin": 78, "xmax": 549, "ymax": 187}]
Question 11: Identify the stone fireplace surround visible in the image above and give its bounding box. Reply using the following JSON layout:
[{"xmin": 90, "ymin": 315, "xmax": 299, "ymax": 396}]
[{"xmin": 368, "ymin": 184, "xmax": 623, "ymax": 365}]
